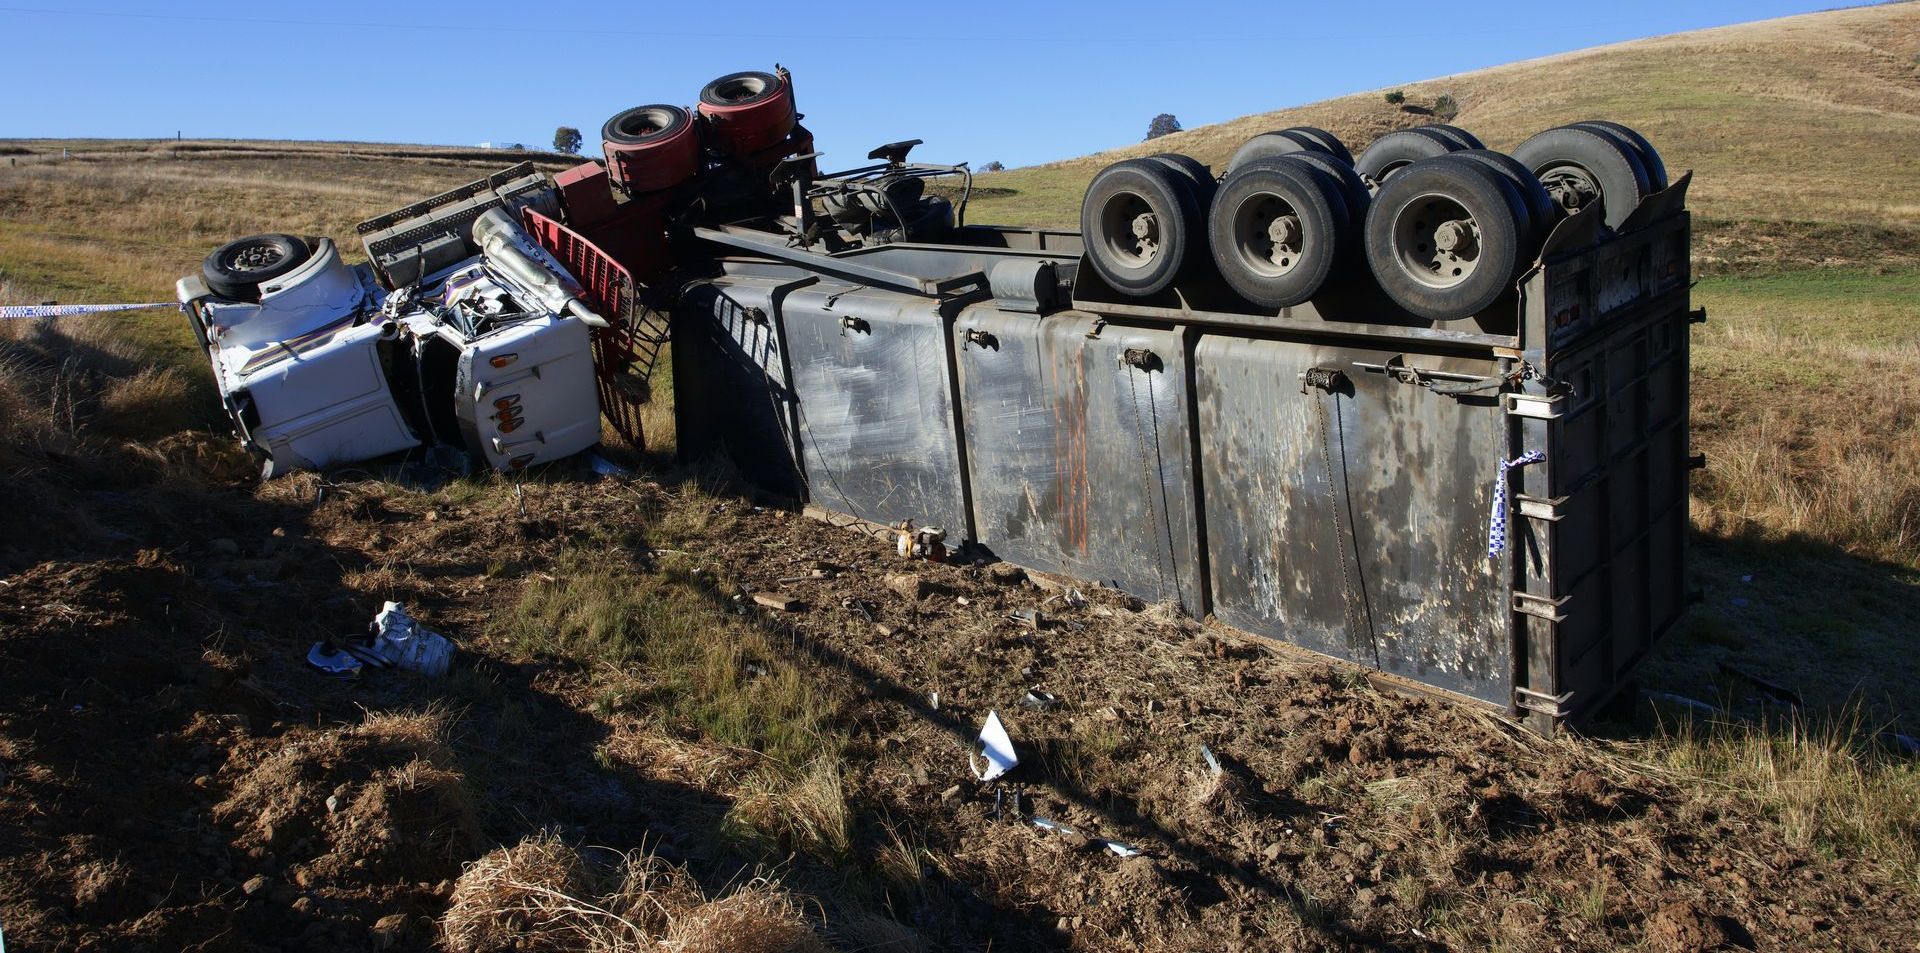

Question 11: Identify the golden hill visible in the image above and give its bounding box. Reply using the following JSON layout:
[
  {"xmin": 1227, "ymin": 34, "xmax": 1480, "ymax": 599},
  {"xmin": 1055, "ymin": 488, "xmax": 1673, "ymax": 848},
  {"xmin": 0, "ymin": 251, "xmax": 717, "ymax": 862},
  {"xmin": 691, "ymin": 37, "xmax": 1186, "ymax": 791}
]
[{"xmin": 969, "ymin": 1, "xmax": 1920, "ymax": 230}]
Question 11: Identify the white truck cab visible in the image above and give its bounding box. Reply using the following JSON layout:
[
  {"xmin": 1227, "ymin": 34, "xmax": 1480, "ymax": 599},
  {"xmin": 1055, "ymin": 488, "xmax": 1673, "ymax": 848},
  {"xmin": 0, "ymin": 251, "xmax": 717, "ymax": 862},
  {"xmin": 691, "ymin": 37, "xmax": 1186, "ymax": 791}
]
[{"xmin": 178, "ymin": 182, "xmax": 608, "ymax": 478}]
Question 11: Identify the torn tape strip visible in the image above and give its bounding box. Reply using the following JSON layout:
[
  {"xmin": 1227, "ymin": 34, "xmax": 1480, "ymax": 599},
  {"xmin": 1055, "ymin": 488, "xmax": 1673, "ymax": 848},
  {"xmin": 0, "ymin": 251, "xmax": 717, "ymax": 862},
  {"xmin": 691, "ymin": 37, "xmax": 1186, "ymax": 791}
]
[{"xmin": 0, "ymin": 302, "xmax": 175, "ymax": 320}]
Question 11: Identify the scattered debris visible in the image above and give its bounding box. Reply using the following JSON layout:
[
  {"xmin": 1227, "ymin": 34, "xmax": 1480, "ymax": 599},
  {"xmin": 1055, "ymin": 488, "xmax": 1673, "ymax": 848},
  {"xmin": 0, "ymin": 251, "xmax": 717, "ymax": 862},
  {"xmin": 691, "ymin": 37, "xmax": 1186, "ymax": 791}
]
[
  {"xmin": 970, "ymin": 710, "xmax": 1018, "ymax": 782},
  {"xmin": 306, "ymin": 642, "xmax": 363, "ymax": 678},
  {"xmin": 586, "ymin": 453, "xmax": 632, "ymax": 479},
  {"xmin": 885, "ymin": 573, "xmax": 933, "ymax": 601},
  {"xmin": 341, "ymin": 602, "xmax": 455, "ymax": 677},
  {"xmin": 1200, "ymin": 745, "xmax": 1223, "ymax": 775},
  {"xmin": 1104, "ymin": 840, "xmax": 1143, "ymax": 858},
  {"xmin": 1009, "ymin": 608, "xmax": 1047, "ymax": 629},
  {"xmin": 1648, "ymin": 691, "xmax": 1722, "ymax": 718}
]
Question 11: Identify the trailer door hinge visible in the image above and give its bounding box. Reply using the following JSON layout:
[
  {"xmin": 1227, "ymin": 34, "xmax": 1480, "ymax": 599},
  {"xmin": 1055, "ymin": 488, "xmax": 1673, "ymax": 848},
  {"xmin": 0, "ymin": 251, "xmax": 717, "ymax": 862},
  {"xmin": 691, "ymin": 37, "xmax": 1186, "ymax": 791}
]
[
  {"xmin": 962, "ymin": 327, "xmax": 996, "ymax": 350},
  {"xmin": 1689, "ymin": 307, "xmax": 1708, "ymax": 324},
  {"xmin": 1513, "ymin": 686, "xmax": 1575, "ymax": 718},
  {"xmin": 1513, "ymin": 493, "xmax": 1567, "ymax": 522},
  {"xmin": 1504, "ymin": 392, "xmax": 1564, "ymax": 420},
  {"xmin": 1512, "ymin": 591, "xmax": 1569, "ymax": 622},
  {"xmin": 840, "ymin": 315, "xmax": 871, "ymax": 334},
  {"xmin": 1121, "ymin": 347, "xmax": 1161, "ymax": 372},
  {"xmin": 1299, "ymin": 366, "xmax": 1346, "ymax": 394},
  {"xmin": 1687, "ymin": 452, "xmax": 1707, "ymax": 470}
]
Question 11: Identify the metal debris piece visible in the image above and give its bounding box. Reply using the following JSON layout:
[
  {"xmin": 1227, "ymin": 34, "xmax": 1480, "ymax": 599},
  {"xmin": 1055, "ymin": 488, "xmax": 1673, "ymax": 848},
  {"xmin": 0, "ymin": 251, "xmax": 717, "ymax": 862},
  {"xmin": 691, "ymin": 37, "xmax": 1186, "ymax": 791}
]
[
  {"xmin": 1717, "ymin": 662, "xmax": 1802, "ymax": 708},
  {"xmin": 1010, "ymin": 608, "xmax": 1046, "ymax": 629},
  {"xmin": 587, "ymin": 453, "xmax": 632, "ymax": 478},
  {"xmin": 1647, "ymin": 691, "xmax": 1721, "ymax": 717},
  {"xmin": 1104, "ymin": 840, "xmax": 1143, "ymax": 858},
  {"xmin": 306, "ymin": 642, "xmax": 362, "ymax": 679},
  {"xmin": 970, "ymin": 710, "xmax": 1019, "ymax": 782},
  {"xmin": 1020, "ymin": 690, "xmax": 1059, "ymax": 711},
  {"xmin": 1032, "ymin": 817, "xmax": 1076, "ymax": 835},
  {"xmin": 752, "ymin": 591, "xmax": 802, "ymax": 611}
]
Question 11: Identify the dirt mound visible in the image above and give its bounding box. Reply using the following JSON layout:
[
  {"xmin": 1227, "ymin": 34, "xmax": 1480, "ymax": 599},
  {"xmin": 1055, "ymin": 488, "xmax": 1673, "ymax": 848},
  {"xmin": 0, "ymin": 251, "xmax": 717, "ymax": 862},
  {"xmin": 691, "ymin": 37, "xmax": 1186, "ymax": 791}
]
[{"xmin": 214, "ymin": 709, "xmax": 480, "ymax": 889}]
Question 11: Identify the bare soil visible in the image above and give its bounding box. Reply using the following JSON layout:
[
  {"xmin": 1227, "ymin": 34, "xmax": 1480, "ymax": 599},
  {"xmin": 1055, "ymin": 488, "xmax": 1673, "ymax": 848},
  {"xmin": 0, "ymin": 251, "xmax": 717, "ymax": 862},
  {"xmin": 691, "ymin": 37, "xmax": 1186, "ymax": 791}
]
[{"xmin": 0, "ymin": 454, "xmax": 1912, "ymax": 951}]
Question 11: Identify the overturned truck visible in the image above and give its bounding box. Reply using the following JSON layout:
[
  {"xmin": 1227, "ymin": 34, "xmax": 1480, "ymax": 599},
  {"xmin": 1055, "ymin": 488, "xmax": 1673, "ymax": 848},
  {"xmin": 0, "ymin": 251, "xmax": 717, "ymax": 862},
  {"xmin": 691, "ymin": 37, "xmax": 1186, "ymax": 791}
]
[{"xmin": 182, "ymin": 68, "xmax": 1697, "ymax": 732}]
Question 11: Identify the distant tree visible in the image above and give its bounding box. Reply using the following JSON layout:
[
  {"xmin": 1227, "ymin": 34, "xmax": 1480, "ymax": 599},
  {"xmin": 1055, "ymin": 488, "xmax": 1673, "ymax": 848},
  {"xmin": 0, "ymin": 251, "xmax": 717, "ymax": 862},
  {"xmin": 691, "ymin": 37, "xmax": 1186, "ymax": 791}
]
[
  {"xmin": 1145, "ymin": 113, "xmax": 1182, "ymax": 140},
  {"xmin": 1433, "ymin": 94, "xmax": 1460, "ymax": 122},
  {"xmin": 981, "ymin": 160, "xmax": 1005, "ymax": 172},
  {"xmin": 553, "ymin": 126, "xmax": 583, "ymax": 154},
  {"xmin": 507, "ymin": 142, "xmax": 526, "ymax": 151},
  {"xmin": 1383, "ymin": 89, "xmax": 1406, "ymax": 105}
]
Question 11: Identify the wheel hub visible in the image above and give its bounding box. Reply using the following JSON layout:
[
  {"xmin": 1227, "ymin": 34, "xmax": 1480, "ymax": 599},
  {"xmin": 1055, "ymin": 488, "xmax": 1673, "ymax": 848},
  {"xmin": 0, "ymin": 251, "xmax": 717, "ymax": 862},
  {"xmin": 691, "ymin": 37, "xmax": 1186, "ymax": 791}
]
[
  {"xmin": 230, "ymin": 245, "xmax": 284, "ymax": 272},
  {"xmin": 1393, "ymin": 194, "xmax": 1482, "ymax": 290}
]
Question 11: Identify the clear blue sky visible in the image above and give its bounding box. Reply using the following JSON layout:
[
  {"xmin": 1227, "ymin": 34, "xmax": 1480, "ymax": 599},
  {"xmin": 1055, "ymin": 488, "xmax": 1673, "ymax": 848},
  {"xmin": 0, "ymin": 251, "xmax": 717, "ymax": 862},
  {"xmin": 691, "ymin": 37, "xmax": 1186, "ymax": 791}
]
[{"xmin": 0, "ymin": 0, "xmax": 1838, "ymax": 169}]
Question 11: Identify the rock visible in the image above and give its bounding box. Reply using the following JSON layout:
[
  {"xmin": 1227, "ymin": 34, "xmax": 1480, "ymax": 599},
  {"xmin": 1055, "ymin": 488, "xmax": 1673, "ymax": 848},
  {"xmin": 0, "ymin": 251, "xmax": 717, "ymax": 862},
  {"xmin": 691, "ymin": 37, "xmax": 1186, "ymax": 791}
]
[
  {"xmin": 371, "ymin": 914, "xmax": 410, "ymax": 949},
  {"xmin": 208, "ymin": 538, "xmax": 240, "ymax": 556},
  {"xmin": 886, "ymin": 574, "xmax": 932, "ymax": 601},
  {"xmin": 242, "ymin": 875, "xmax": 270, "ymax": 896},
  {"xmin": 939, "ymin": 784, "xmax": 963, "ymax": 802},
  {"xmin": 1263, "ymin": 842, "xmax": 1284, "ymax": 862},
  {"xmin": 751, "ymin": 591, "xmax": 801, "ymax": 612},
  {"xmin": 1646, "ymin": 901, "xmax": 1730, "ymax": 952},
  {"xmin": 987, "ymin": 563, "xmax": 1027, "ymax": 585},
  {"xmin": 1351, "ymin": 841, "xmax": 1377, "ymax": 864}
]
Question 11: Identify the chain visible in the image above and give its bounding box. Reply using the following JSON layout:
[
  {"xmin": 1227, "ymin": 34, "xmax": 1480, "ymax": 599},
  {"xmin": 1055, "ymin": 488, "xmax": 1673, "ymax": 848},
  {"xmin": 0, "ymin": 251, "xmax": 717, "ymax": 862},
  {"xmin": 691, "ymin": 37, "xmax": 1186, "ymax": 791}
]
[{"xmin": 1125, "ymin": 359, "xmax": 1175, "ymax": 604}]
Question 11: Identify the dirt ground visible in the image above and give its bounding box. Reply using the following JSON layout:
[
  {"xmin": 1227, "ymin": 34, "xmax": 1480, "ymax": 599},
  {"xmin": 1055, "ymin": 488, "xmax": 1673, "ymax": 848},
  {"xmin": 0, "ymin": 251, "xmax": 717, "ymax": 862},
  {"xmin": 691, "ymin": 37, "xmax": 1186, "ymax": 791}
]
[{"xmin": 0, "ymin": 443, "xmax": 1912, "ymax": 952}]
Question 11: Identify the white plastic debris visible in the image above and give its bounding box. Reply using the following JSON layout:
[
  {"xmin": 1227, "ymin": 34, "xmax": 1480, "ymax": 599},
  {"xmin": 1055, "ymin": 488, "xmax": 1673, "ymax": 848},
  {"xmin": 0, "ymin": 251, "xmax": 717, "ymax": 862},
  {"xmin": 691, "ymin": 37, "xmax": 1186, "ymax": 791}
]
[
  {"xmin": 1104, "ymin": 840, "xmax": 1143, "ymax": 858},
  {"xmin": 368, "ymin": 601, "xmax": 453, "ymax": 677},
  {"xmin": 970, "ymin": 710, "xmax": 1019, "ymax": 782}
]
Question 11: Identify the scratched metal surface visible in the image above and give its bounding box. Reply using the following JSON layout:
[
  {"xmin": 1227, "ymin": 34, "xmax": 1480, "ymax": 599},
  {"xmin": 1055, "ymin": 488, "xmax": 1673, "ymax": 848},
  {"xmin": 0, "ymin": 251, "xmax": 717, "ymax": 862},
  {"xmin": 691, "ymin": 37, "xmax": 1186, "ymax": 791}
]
[
  {"xmin": 954, "ymin": 309, "xmax": 1204, "ymax": 610},
  {"xmin": 777, "ymin": 282, "xmax": 972, "ymax": 536},
  {"xmin": 1194, "ymin": 335, "xmax": 1511, "ymax": 704},
  {"xmin": 672, "ymin": 276, "xmax": 806, "ymax": 500}
]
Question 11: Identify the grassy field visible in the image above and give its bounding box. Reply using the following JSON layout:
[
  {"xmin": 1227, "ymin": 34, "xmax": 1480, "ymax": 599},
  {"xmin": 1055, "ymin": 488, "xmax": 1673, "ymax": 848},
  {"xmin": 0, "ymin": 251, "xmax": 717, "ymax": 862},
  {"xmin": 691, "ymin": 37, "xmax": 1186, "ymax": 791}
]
[{"xmin": 3, "ymin": 4, "xmax": 1920, "ymax": 950}]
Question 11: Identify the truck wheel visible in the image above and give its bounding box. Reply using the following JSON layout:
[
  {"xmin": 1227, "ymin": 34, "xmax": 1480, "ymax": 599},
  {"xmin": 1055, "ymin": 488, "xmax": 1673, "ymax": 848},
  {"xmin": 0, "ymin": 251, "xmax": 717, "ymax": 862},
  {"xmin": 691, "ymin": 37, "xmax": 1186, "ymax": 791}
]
[
  {"xmin": 1279, "ymin": 126, "xmax": 1353, "ymax": 165},
  {"xmin": 1081, "ymin": 158, "xmax": 1203, "ymax": 297},
  {"xmin": 697, "ymin": 70, "xmax": 798, "ymax": 154},
  {"xmin": 1439, "ymin": 150, "xmax": 1554, "ymax": 250},
  {"xmin": 1569, "ymin": 120, "xmax": 1668, "ymax": 190},
  {"xmin": 1354, "ymin": 128, "xmax": 1464, "ymax": 190},
  {"xmin": 1511, "ymin": 125, "xmax": 1650, "ymax": 230},
  {"xmin": 1422, "ymin": 124, "xmax": 1485, "ymax": 150},
  {"xmin": 202, "ymin": 234, "xmax": 311, "ymax": 301},
  {"xmin": 1149, "ymin": 152, "xmax": 1218, "ymax": 206},
  {"xmin": 1272, "ymin": 151, "xmax": 1369, "ymax": 236},
  {"xmin": 1226, "ymin": 130, "xmax": 1327, "ymax": 174},
  {"xmin": 1365, "ymin": 158, "xmax": 1525, "ymax": 320},
  {"xmin": 601, "ymin": 104, "xmax": 701, "ymax": 193},
  {"xmin": 1209, "ymin": 157, "xmax": 1350, "ymax": 309}
]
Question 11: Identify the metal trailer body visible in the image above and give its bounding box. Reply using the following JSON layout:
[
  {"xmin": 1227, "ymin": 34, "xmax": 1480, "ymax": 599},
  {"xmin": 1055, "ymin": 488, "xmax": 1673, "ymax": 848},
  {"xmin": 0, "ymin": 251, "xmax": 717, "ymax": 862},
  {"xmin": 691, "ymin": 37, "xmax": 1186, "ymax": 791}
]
[{"xmin": 673, "ymin": 182, "xmax": 1695, "ymax": 732}]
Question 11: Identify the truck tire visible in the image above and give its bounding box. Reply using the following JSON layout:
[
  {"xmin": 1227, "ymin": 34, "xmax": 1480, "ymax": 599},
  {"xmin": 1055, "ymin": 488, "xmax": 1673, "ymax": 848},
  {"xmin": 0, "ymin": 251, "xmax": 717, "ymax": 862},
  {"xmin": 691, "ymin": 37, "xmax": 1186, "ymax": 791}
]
[
  {"xmin": 1569, "ymin": 120, "xmax": 1668, "ymax": 190},
  {"xmin": 1226, "ymin": 130, "xmax": 1328, "ymax": 173},
  {"xmin": 697, "ymin": 70, "xmax": 798, "ymax": 154},
  {"xmin": 1365, "ymin": 158, "xmax": 1525, "ymax": 320},
  {"xmin": 1354, "ymin": 128, "xmax": 1464, "ymax": 190},
  {"xmin": 1272, "ymin": 150, "xmax": 1370, "ymax": 236},
  {"xmin": 1209, "ymin": 157, "xmax": 1350, "ymax": 309},
  {"xmin": 1439, "ymin": 150, "xmax": 1554, "ymax": 250},
  {"xmin": 202, "ymin": 234, "xmax": 311, "ymax": 302},
  {"xmin": 1510, "ymin": 125, "xmax": 1650, "ymax": 230},
  {"xmin": 1422, "ymin": 123, "xmax": 1485, "ymax": 150},
  {"xmin": 601, "ymin": 104, "xmax": 702, "ymax": 193},
  {"xmin": 1081, "ymin": 158, "xmax": 1203, "ymax": 297},
  {"xmin": 1279, "ymin": 126, "xmax": 1353, "ymax": 165},
  {"xmin": 1149, "ymin": 152, "xmax": 1218, "ymax": 206}
]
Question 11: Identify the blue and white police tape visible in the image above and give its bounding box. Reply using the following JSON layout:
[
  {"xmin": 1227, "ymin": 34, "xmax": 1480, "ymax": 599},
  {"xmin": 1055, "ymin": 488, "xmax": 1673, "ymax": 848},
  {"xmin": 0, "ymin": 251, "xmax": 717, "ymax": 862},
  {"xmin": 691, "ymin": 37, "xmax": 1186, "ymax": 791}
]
[
  {"xmin": 0, "ymin": 302, "xmax": 176, "ymax": 320},
  {"xmin": 1487, "ymin": 449, "xmax": 1546, "ymax": 559}
]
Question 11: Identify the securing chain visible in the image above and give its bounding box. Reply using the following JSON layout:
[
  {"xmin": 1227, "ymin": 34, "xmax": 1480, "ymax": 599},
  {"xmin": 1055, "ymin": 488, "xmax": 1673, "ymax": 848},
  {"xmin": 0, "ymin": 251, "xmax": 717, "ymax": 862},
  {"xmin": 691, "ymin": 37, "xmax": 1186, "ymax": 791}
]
[{"xmin": 1123, "ymin": 349, "xmax": 1177, "ymax": 605}]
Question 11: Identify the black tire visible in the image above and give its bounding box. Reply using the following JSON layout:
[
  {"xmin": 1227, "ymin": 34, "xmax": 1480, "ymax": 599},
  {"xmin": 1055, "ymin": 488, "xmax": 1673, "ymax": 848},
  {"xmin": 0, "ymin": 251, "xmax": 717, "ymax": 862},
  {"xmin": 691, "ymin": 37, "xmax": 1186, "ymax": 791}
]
[
  {"xmin": 1279, "ymin": 126, "xmax": 1353, "ymax": 165},
  {"xmin": 1439, "ymin": 150, "xmax": 1553, "ymax": 250},
  {"xmin": 1365, "ymin": 158, "xmax": 1525, "ymax": 320},
  {"xmin": 1148, "ymin": 152, "xmax": 1218, "ymax": 207},
  {"xmin": 602, "ymin": 104, "xmax": 692, "ymax": 145},
  {"xmin": 1422, "ymin": 124, "xmax": 1485, "ymax": 150},
  {"xmin": 1080, "ymin": 158, "xmax": 1203, "ymax": 297},
  {"xmin": 202, "ymin": 234, "xmax": 312, "ymax": 301},
  {"xmin": 1354, "ymin": 128, "xmax": 1465, "ymax": 189},
  {"xmin": 1569, "ymin": 120, "xmax": 1668, "ymax": 191},
  {"xmin": 1510, "ymin": 125, "xmax": 1650, "ymax": 230},
  {"xmin": 697, "ymin": 70, "xmax": 786, "ymax": 109},
  {"xmin": 1272, "ymin": 151, "xmax": 1369, "ymax": 237},
  {"xmin": 1226, "ymin": 130, "xmax": 1328, "ymax": 173},
  {"xmin": 1208, "ymin": 158, "xmax": 1350, "ymax": 309}
]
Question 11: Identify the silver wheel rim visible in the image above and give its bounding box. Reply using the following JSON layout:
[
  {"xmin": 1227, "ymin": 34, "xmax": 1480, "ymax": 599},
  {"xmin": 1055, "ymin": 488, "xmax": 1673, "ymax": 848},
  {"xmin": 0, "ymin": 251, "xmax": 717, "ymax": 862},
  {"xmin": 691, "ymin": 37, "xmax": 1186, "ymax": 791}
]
[
  {"xmin": 1392, "ymin": 193, "xmax": 1480, "ymax": 289},
  {"xmin": 1538, "ymin": 162, "xmax": 1601, "ymax": 213},
  {"xmin": 1231, "ymin": 191, "xmax": 1305, "ymax": 278},
  {"xmin": 1099, "ymin": 191, "xmax": 1160, "ymax": 271}
]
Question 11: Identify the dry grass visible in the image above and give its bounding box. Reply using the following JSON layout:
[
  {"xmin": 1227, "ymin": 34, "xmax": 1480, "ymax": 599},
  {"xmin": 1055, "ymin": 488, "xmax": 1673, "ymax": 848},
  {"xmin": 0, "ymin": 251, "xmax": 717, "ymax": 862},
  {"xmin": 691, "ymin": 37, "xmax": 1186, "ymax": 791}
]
[
  {"xmin": 1634, "ymin": 710, "xmax": 1920, "ymax": 889},
  {"xmin": 442, "ymin": 833, "xmax": 828, "ymax": 953},
  {"xmin": 724, "ymin": 757, "xmax": 854, "ymax": 864}
]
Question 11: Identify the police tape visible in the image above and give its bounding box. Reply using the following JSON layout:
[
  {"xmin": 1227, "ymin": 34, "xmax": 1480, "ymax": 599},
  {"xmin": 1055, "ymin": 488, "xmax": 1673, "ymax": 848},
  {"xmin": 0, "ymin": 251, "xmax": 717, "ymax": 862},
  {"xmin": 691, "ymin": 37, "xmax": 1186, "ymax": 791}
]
[{"xmin": 0, "ymin": 302, "xmax": 177, "ymax": 320}]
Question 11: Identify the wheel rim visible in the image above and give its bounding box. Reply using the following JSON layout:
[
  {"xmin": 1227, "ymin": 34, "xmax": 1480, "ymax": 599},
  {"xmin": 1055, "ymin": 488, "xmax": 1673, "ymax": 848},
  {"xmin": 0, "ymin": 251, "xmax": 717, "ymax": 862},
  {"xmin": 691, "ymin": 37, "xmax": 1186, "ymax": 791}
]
[
  {"xmin": 1392, "ymin": 193, "xmax": 1481, "ymax": 289},
  {"xmin": 615, "ymin": 108, "xmax": 677, "ymax": 139},
  {"xmin": 1538, "ymin": 162, "xmax": 1601, "ymax": 213},
  {"xmin": 1098, "ymin": 191, "xmax": 1160, "ymax": 270},
  {"xmin": 715, "ymin": 76, "xmax": 768, "ymax": 103},
  {"xmin": 227, "ymin": 243, "xmax": 285, "ymax": 275},
  {"xmin": 1231, "ymin": 191, "xmax": 1305, "ymax": 278}
]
